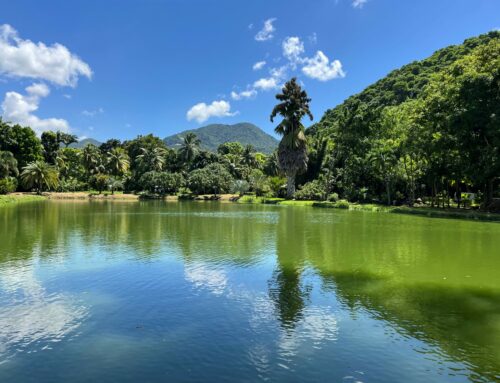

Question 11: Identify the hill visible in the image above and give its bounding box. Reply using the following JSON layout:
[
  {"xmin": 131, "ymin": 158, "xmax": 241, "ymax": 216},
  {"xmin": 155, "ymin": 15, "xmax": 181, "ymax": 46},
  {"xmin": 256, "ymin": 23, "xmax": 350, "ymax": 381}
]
[
  {"xmin": 163, "ymin": 123, "xmax": 278, "ymax": 154},
  {"xmin": 70, "ymin": 138, "xmax": 102, "ymax": 148},
  {"xmin": 308, "ymin": 31, "xmax": 499, "ymax": 138}
]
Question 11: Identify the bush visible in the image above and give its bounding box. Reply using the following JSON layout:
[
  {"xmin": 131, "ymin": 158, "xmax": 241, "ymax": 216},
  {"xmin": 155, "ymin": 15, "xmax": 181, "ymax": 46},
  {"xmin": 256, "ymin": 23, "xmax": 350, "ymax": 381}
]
[
  {"xmin": 328, "ymin": 193, "xmax": 339, "ymax": 202},
  {"xmin": 89, "ymin": 174, "xmax": 110, "ymax": 194},
  {"xmin": 249, "ymin": 169, "xmax": 269, "ymax": 197},
  {"xmin": 188, "ymin": 163, "xmax": 233, "ymax": 195},
  {"xmin": 140, "ymin": 171, "xmax": 184, "ymax": 195},
  {"xmin": 231, "ymin": 180, "xmax": 250, "ymax": 195},
  {"xmin": 0, "ymin": 177, "xmax": 18, "ymax": 194},
  {"xmin": 295, "ymin": 179, "xmax": 327, "ymax": 201},
  {"xmin": 268, "ymin": 176, "xmax": 286, "ymax": 198},
  {"xmin": 335, "ymin": 199, "xmax": 350, "ymax": 209}
]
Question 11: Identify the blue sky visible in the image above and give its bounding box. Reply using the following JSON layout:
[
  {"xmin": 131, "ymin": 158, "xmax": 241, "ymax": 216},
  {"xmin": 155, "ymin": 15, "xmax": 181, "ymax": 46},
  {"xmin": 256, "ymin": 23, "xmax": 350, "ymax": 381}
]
[{"xmin": 0, "ymin": 0, "xmax": 498, "ymax": 142}]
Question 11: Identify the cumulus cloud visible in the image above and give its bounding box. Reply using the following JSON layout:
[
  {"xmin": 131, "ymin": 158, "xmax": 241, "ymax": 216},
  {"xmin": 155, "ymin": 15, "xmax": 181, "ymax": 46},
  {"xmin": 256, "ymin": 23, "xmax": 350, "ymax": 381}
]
[
  {"xmin": 255, "ymin": 18, "xmax": 276, "ymax": 41},
  {"xmin": 253, "ymin": 77, "xmax": 280, "ymax": 91},
  {"xmin": 231, "ymin": 89, "xmax": 257, "ymax": 100},
  {"xmin": 252, "ymin": 61, "xmax": 266, "ymax": 71},
  {"xmin": 302, "ymin": 51, "xmax": 345, "ymax": 81},
  {"xmin": 186, "ymin": 100, "xmax": 236, "ymax": 123},
  {"xmin": 1, "ymin": 82, "xmax": 70, "ymax": 135},
  {"xmin": 352, "ymin": 0, "xmax": 367, "ymax": 8},
  {"xmin": 0, "ymin": 24, "xmax": 92, "ymax": 87},
  {"xmin": 282, "ymin": 36, "xmax": 305, "ymax": 63}
]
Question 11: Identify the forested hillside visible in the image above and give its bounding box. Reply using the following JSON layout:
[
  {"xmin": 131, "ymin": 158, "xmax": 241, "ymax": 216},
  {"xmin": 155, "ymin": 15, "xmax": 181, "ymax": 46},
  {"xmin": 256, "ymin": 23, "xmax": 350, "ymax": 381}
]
[{"xmin": 302, "ymin": 31, "xmax": 499, "ymax": 207}]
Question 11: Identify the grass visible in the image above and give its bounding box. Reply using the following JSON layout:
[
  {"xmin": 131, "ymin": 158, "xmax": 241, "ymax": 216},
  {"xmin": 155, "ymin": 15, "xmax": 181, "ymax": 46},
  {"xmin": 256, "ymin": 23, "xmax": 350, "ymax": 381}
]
[{"xmin": 0, "ymin": 194, "xmax": 46, "ymax": 206}]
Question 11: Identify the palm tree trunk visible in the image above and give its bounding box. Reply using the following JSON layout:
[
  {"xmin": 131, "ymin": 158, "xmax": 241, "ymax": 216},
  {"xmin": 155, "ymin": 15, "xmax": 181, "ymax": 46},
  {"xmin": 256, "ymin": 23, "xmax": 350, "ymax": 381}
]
[{"xmin": 286, "ymin": 172, "xmax": 296, "ymax": 199}]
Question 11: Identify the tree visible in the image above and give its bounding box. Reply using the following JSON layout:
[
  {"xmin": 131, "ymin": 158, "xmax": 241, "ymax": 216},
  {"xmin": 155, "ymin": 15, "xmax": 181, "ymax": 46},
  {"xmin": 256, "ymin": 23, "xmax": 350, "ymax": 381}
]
[
  {"xmin": 82, "ymin": 144, "xmax": 104, "ymax": 176},
  {"xmin": 56, "ymin": 131, "xmax": 78, "ymax": 148},
  {"xmin": 0, "ymin": 151, "xmax": 19, "ymax": 178},
  {"xmin": 99, "ymin": 139, "xmax": 122, "ymax": 153},
  {"xmin": 107, "ymin": 177, "xmax": 124, "ymax": 195},
  {"xmin": 90, "ymin": 174, "xmax": 109, "ymax": 194},
  {"xmin": 106, "ymin": 147, "xmax": 130, "ymax": 176},
  {"xmin": 188, "ymin": 163, "xmax": 233, "ymax": 195},
  {"xmin": 241, "ymin": 145, "xmax": 258, "ymax": 168},
  {"xmin": 270, "ymin": 78, "xmax": 313, "ymax": 198},
  {"xmin": 20, "ymin": 161, "xmax": 59, "ymax": 194},
  {"xmin": 136, "ymin": 147, "xmax": 167, "ymax": 172},
  {"xmin": 0, "ymin": 122, "xmax": 43, "ymax": 170},
  {"xmin": 41, "ymin": 131, "xmax": 60, "ymax": 164},
  {"xmin": 139, "ymin": 171, "xmax": 184, "ymax": 195},
  {"xmin": 178, "ymin": 132, "xmax": 201, "ymax": 165}
]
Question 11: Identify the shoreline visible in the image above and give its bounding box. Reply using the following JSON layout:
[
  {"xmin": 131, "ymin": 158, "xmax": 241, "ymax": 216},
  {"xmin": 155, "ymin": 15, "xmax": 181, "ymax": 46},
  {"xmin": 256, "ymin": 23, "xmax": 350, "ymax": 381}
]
[{"xmin": 1, "ymin": 193, "xmax": 499, "ymax": 222}]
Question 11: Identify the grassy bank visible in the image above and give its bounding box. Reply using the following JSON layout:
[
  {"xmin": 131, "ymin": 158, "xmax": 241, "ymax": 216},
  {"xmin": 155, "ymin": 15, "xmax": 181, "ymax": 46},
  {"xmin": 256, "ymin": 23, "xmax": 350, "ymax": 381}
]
[
  {"xmin": 0, "ymin": 194, "xmax": 46, "ymax": 206},
  {"xmin": 237, "ymin": 196, "xmax": 500, "ymax": 222}
]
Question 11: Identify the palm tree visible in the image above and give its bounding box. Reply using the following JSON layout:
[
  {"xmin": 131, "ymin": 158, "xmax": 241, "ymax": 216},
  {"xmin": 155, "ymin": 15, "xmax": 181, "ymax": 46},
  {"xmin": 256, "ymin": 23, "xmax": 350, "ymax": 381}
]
[
  {"xmin": 82, "ymin": 144, "xmax": 104, "ymax": 175},
  {"xmin": 178, "ymin": 133, "xmax": 200, "ymax": 165},
  {"xmin": 136, "ymin": 147, "xmax": 167, "ymax": 172},
  {"xmin": 107, "ymin": 177, "xmax": 124, "ymax": 195},
  {"xmin": 241, "ymin": 145, "xmax": 258, "ymax": 167},
  {"xmin": 0, "ymin": 151, "xmax": 19, "ymax": 178},
  {"xmin": 270, "ymin": 78, "xmax": 313, "ymax": 198},
  {"xmin": 56, "ymin": 131, "xmax": 78, "ymax": 148},
  {"xmin": 20, "ymin": 161, "xmax": 59, "ymax": 194},
  {"xmin": 107, "ymin": 147, "xmax": 130, "ymax": 176}
]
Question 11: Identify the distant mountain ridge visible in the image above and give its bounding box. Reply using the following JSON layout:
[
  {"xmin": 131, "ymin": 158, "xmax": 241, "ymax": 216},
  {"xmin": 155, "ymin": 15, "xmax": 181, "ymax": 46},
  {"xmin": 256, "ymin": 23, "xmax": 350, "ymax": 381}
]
[
  {"xmin": 70, "ymin": 138, "xmax": 102, "ymax": 148},
  {"xmin": 163, "ymin": 123, "xmax": 278, "ymax": 154}
]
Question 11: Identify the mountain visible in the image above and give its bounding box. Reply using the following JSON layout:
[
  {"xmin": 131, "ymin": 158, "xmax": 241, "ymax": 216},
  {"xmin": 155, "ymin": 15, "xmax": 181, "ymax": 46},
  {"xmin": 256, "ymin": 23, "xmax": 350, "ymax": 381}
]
[
  {"xmin": 163, "ymin": 123, "xmax": 278, "ymax": 154},
  {"xmin": 69, "ymin": 138, "xmax": 102, "ymax": 149}
]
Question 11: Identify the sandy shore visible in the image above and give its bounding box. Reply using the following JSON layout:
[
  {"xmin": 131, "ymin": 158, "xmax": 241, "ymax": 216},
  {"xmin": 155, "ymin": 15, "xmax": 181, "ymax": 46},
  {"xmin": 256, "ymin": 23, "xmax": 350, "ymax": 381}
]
[{"xmin": 10, "ymin": 192, "xmax": 239, "ymax": 202}]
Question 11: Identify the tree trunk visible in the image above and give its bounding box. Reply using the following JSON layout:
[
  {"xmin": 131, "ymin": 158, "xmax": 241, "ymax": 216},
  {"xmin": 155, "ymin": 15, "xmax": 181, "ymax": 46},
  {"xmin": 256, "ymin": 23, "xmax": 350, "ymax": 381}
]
[
  {"xmin": 385, "ymin": 178, "xmax": 391, "ymax": 206},
  {"xmin": 456, "ymin": 181, "xmax": 461, "ymax": 209},
  {"xmin": 286, "ymin": 172, "xmax": 296, "ymax": 199}
]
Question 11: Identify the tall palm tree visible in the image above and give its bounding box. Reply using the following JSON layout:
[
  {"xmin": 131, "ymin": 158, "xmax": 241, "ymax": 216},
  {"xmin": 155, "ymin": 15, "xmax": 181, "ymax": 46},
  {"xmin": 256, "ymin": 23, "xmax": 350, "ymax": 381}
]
[
  {"xmin": 20, "ymin": 161, "xmax": 59, "ymax": 194},
  {"xmin": 270, "ymin": 78, "xmax": 313, "ymax": 198},
  {"xmin": 82, "ymin": 144, "xmax": 104, "ymax": 175},
  {"xmin": 136, "ymin": 146, "xmax": 167, "ymax": 172},
  {"xmin": 106, "ymin": 147, "xmax": 130, "ymax": 176},
  {"xmin": 0, "ymin": 150, "xmax": 19, "ymax": 178},
  {"xmin": 241, "ymin": 145, "xmax": 258, "ymax": 167},
  {"xmin": 178, "ymin": 133, "xmax": 200, "ymax": 165}
]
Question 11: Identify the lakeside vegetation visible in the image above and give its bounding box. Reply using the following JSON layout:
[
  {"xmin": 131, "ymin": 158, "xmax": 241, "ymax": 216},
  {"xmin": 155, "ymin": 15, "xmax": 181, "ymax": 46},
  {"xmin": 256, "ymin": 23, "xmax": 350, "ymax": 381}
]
[{"xmin": 0, "ymin": 32, "xmax": 498, "ymax": 213}]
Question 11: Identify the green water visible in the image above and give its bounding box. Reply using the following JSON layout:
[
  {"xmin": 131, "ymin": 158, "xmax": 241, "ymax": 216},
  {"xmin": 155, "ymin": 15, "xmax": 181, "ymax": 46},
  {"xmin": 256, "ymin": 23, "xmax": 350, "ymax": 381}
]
[{"xmin": 0, "ymin": 201, "xmax": 499, "ymax": 382}]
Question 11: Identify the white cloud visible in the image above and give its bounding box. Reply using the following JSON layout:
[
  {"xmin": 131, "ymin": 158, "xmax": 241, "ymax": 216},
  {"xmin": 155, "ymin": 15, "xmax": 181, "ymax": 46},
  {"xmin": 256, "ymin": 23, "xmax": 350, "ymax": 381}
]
[
  {"xmin": 253, "ymin": 77, "xmax": 280, "ymax": 91},
  {"xmin": 282, "ymin": 36, "xmax": 304, "ymax": 63},
  {"xmin": 63, "ymin": 94, "xmax": 72, "ymax": 99},
  {"xmin": 231, "ymin": 89, "xmax": 257, "ymax": 100},
  {"xmin": 82, "ymin": 107, "xmax": 104, "ymax": 117},
  {"xmin": 1, "ymin": 82, "xmax": 70, "ymax": 135},
  {"xmin": 352, "ymin": 0, "xmax": 367, "ymax": 8},
  {"xmin": 0, "ymin": 24, "xmax": 92, "ymax": 87},
  {"xmin": 252, "ymin": 61, "xmax": 266, "ymax": 71},
  {"xmin": 186, "ymin": 100, "xmax": 236, "ymax": 123},
  {"xmin": 302, "ymin": 51, "xmax": 345, "ymax": 81},
  {"xmin": 255, "ymin": 18, "xmax": 276, "ymax": 41}
]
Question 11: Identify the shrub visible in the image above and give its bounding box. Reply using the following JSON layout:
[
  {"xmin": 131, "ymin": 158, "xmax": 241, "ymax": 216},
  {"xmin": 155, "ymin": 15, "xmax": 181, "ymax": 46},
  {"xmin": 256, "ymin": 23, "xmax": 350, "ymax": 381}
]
[
  {"xmin": 188, "ymin": 163, "xmax": 233, "ymax": 195},
  {"xmin": 140, "ymin": 171, "xmax": 184, "ymax": 195},
  {"xmin": 334, "ymin": 199, "xmax": 350, "ymax": 209},
  {"xmin": 328, "ymin": 193, "xmax": 339, "ymax": 202},
  {"xmin": 295, "ymin": 179, "xmax": 327, "ymax": 201},
  {"xmin": 249, "ymin": 169, "xmax": 269, "ymax": 197},
  {"xmin": 89, "ymin": 174, "xmax": 110, "ymax": 194},
  {"xmin": 231, "ymin": 180, "xmax": 250, "ymax": 195},
  {"xmin": 0, "ymin": 177, "xmax": 18, "ymax": 194},
  {"xmin": 268, "ymin": 176, "xmax": 286, "ymax": 198}
]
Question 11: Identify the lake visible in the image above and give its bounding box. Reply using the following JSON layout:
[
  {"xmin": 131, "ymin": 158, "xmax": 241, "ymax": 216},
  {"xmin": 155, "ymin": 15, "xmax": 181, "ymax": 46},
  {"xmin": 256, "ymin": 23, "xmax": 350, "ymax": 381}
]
[{"xmin": 0, "ymin": 201, "xmax": 499, "ymax": 382}]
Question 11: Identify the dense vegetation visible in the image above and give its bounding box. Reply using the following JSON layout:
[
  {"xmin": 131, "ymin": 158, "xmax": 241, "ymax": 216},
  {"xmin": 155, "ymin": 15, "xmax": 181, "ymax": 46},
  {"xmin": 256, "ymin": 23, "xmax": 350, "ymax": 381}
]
[
  {"xmin": 0, "ymin": 32, "xmax": 498, "ymax": 210},
  {"xmin": 163, "ymin": 123, "xmax": 278, "ymax": 154},
  {"xmin": 0, "ymin": 119, "xmax": 285, "ymax": 198},
  {"xmin": 303, "ymin": 31, "xmax": 499, "ymax": 209}
]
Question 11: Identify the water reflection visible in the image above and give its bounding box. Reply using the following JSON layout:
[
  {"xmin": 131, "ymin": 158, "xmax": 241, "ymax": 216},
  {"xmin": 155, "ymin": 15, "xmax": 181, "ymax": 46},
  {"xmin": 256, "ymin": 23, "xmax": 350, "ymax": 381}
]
[{"xmin": 0, "ymin": 201, "xmax": 499, "ymax": 382}]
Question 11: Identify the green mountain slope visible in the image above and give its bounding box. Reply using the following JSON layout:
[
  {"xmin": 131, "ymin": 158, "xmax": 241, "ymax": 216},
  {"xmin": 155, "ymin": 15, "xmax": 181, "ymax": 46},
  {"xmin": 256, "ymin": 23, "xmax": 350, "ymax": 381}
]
[
  {"xmin": 309, "ymin": 31, "xmax": 499, "ymax": 138},
  {"xmin": 164, "ymin": 123, "xmax": 278, "ymax": 154},
  {"xmin": 70, "ymin": 138, "xmax": 102, "ymax": 148}
]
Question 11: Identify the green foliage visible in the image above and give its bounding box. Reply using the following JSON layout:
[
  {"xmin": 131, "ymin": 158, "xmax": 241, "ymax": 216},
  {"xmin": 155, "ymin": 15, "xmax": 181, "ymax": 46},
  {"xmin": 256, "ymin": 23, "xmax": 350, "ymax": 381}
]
[
  {"xmin": 295, "ymin": 179, "xmax": 328, "ymax": 201},
  {"xmin": 0, "ymin": 151, "xmax": 19, "ymax": 178},
  {"xmin": 41, "ymin": 131, "xmax": 60, "ymax": 164},
  {"xmin": 0, "ymin": 122, "xmax": 43, "ymax": 170},
  {"xmin": 188, "ymin": 163, "xmax": 234, "ymax": 195},
  {"xmin": 231, "ymin": 180, "xmax": 250, "ymax": 195},
  {"xmin": 217, "ymin": 141, "xmax": 244, "ymax": 156},
  {"xmin": 139, "ymin": 171, "xmax": 184, "ymax": 195},
  {"xmin": 20, "ymin": 161, "xmax": 59, "ymax": 193},
  {"xmin": 89, "ymin": 174, "xmax": 110, "ymax": 194},
  {"xmin": 0, "ymin": 177, "xmax": 18, "ymax": 194}
]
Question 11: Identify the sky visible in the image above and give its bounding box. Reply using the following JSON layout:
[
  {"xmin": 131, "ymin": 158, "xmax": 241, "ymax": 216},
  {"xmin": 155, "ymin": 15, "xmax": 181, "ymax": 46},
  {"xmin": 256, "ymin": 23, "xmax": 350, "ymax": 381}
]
[{"xmin": 0, "ymin": 0, "xmax": 498, "ymax": 142}]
